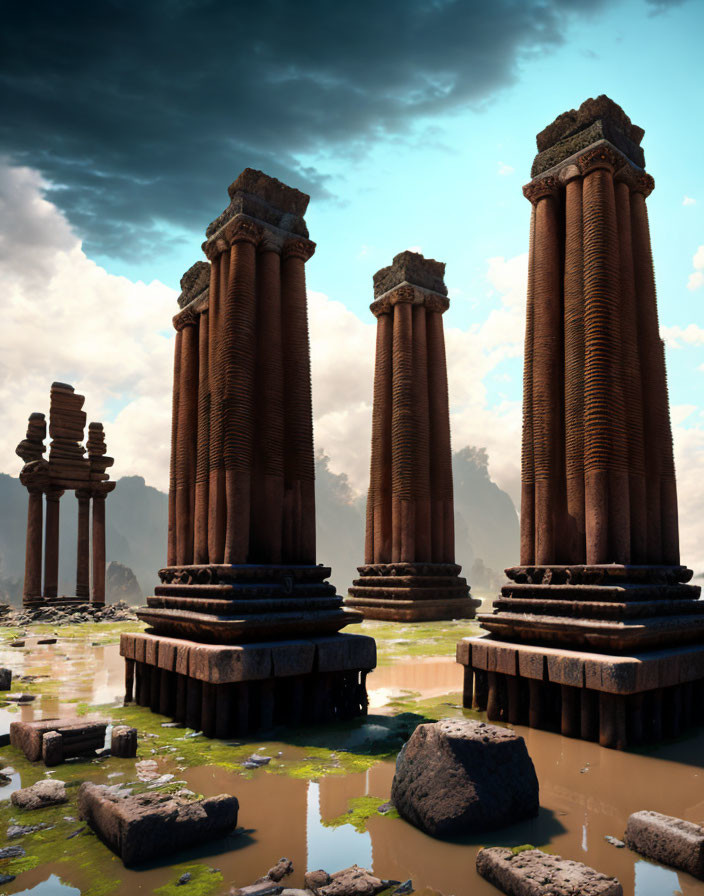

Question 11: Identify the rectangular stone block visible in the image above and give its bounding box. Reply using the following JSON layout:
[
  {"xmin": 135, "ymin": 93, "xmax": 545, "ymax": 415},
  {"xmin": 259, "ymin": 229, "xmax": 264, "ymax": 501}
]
[
  {"xmin": 476, "ymin": 846, "xmax": 622, "ymax": 896},
  {"xmin": 493, "ymin": 645, "xmax": 518, "ymax": 676},
  {"xmin": 584, "ymin": 656, "xmax": 638, "ymax": 694},
  {"xmin": 156, "ymin": 639, "xmax": 179, "ymax": 672},
  {"xmin": 175, "ymin": 643, "xmax": 190, "ymax": 676},
  {"xmin": 547, "ymin": 652, "xmax": 585, "ymax": 688},
  {"xmin": 470, "ymin": 639, "xmax": 490, "ymax": 671},
  {"xmin": 626, "ymin": 810, "xmax": 704, "ymax": 880},
  {"xmin": 188, "ymin": 643, "xmax": 273, "ymax": 684},
  {"xmin": 456, "ymin": 638, "xmax": 471, "ymax": 666},
  {"xmin": 144, "ymin": 638, "xmax": 158, "ymax": 667},
  {"xmin": 133, "ymin": 636, "xmax": 147, "ymax": 664},
  {"xmin": 270, "ymin": 641, "xmax": 315, "ymax": 677},
  {"xmin": 312, "ymin": 634, "xmax": 376, "ymax": 672},
  {"xmin": 119, "ymin": 634, "xmax": 136, "ymax": 661},
  {"xmin": 516, "ymin": 647, "xmax": 545, "ymax": 681}
]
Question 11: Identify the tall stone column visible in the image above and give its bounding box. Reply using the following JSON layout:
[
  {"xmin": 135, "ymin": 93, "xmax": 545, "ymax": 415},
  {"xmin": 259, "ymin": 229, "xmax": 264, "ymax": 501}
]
[
  {"xmin": 76, "ymin": 489, "xmax": 91, "ymax": 600},
  {"xmin": 167, "ymin": 328, "xmax": 182, "ymax": 567},
  {"xmin": 207, "ymin": 244, "xmax": 228, "ymax": 564},
  {"xmin": 347, "ymin": 251, "xmax": 477, "ymax": 621},
  {"xmin": 174, "ymin": 311, "xmax": 199, "ymax": 565},
  {"xmin": 194, "ymin": 309, "xmax": 210, "ymax": 564},
  {"xmin": 43, "ymin": 488, "xmax": 63, "ymax": 598},
  {"xmin": 520, "ymin": 206, "xmax": 537, "ymax": 565},
  {"xmin": 23, "ymin": 487, "xmax": 44, "ymax": 605},
  {"xmin": 281, "ymin": 239, "xmax": 316, "ymax": 564},
  {"xmin": 91, "ymin": 492, "xmax": 106, "ymax": 605}
]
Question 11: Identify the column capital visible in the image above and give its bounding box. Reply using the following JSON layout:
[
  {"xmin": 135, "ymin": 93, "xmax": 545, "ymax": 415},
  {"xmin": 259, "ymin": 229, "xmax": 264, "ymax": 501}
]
[
  {"xmin": 522, "ymin": 175, "xmax": 560, "ymax": 204},
  {"xmin": 223, "ymin": 216, "xmax": 262, "ymax": 247},
  {"xmin": 576, "ymin": 144, "xmax": 623, "ymax": 176},
  {"xmin": 173, "ymin": 307, "xmax": 199, "ymax": 331},
  {"xmin": 370, "ymin": 284, "xmax": 449, "ymax": 318},
  {"xmin": 76, "ymin": 487, "xmax": 93, "ymax": 501},
  {"xmin": 258, "ymin": 230, "xmax": 285, "ymax": 254},
  {"xmin": 282, "ymin": 237, "xmax": 316, "ymax": 262},
  {"xmin": 44, "ymin": 487, "xmax": 64, "ymax": 501},
  {"xmin": 615, "ymin": 166, "xmax": 654, "ymax": 197},
  {"xmin": 19, "ymin": 459, "xmax": 50, "ymax": 491}
]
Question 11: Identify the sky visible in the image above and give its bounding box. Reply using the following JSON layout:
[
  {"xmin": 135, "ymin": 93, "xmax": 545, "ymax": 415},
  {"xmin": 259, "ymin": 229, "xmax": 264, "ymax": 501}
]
[{"xmin": 1, "ymin": 0, "xmax": 704, "ymax": 566}]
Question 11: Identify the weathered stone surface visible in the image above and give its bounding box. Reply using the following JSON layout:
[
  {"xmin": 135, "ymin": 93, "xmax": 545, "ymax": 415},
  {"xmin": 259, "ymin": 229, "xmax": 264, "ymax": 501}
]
[
  {"xmin": 625, "ymin": 810, "xmax": 704, "ymax": 879},
  {"xmin": 304, "ymin": 870, "xmax": 331, "ymax": 892},
  {"xmin": 77, "ymin": 782, "xmax": 238, "ymax": 866},
  {"xmin": 0, "ymin": 667, "xmax": 11, "ymax": 689},
  {"xmin": 476, "ymin": 848, "xmax": 622, "ymax": 895},
  {"xmin": 11, "ymin": 718, "xmax": 106, "ymax": 763},
  {"xmin": 391, "ymin": 719, "xmax": 539, "ymax": 837},
  {"xmin": 319, "ymin": 867, "xmax": 389, "ymax": 896},
  {"xmin": 373, "ymin": 251, "xmax": 447, "ymax": 298},
  {"xmin": 266, "ymin": 858, "xmax": 294, "ymax": 882},
  {"xmin": 11, "ymin": 779, "xmax": 67, "ymax": 810},
  {"xmin": 110, "ymin": 725, "xmax": 138, "ymax": 758}
]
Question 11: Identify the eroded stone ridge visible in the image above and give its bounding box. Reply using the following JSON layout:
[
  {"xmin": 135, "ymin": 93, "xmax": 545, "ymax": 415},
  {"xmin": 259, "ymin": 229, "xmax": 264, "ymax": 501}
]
[
  {"xmin": 372, "ymin": 250, "xmax": 447, "ymax": 298},
  {"xmin": 476, "ymin": 847, "xmax": 623, "ymax": 896},
  {"xmin": 391, "ymin": 719, "xmax": 539, "ymax": 837}
]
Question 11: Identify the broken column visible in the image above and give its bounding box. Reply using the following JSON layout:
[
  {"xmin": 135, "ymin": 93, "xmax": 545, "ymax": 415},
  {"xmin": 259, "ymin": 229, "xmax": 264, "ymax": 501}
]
[
  {"xmin": 123, "ymin": 169, "xmax": 376, "ymax": 736},
  {"xmin": 345, "ymin": 252, "xmax": 478, "ymax": 621},
  {"xmin": 17, "ymin": 414, "xmax": 48, "ymax": 606},
  {"xmin": 457, "ymin": 96, "xmax": 704, "ymax": 748},
  {"xmin": 87, "ymin": 423, "xmax": 115, "ymax": 605}
]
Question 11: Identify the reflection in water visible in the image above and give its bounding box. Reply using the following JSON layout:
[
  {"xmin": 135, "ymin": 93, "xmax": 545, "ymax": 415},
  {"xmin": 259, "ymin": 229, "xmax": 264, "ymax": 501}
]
[
  {"xmin": 307, "ymin": 782, "xmax": 372, "ymax": 872},
  {"xmin": 12, "ymin": 875, "xmax": 80, "ymax": 896},
  {"xmin": 634, "ymin": 860, "xmax": 682, "ymax": 896}
]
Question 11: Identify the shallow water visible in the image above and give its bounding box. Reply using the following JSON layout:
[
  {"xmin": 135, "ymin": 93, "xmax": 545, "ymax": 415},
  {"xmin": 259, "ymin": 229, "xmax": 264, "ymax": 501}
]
[{"xmin": 1, "ymin": 625, "xmax": 704, "ymax": 896}]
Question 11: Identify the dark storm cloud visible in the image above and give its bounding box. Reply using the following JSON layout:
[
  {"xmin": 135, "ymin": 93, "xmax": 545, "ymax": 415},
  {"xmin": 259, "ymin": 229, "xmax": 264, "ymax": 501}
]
[{"xmin": 1, "ymin": 0, "xmax": 618, "ymax": 259}]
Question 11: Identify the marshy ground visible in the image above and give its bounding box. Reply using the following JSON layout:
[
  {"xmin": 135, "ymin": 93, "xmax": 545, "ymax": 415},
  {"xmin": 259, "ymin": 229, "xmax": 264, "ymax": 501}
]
[{"xmin": 0, "ymin": 612, "xmax": 702, "ymax": 896}]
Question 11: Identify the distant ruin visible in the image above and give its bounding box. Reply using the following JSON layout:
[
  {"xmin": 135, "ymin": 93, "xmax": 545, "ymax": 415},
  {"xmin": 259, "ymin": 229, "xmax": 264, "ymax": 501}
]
[
  {"xmin": 346, "ymin": 252, "xmax": 478, "ymax": 621},
  {"xmin": 16, "ymin": 382, "xmax": 115, "ymax": 607},
  {"xmin": 120, "ymin": 170, "xmax": 375, "ymax": 736},
  {"xmin": 458, "ymin": 96, "xmax": 704, "ymax": 749}
]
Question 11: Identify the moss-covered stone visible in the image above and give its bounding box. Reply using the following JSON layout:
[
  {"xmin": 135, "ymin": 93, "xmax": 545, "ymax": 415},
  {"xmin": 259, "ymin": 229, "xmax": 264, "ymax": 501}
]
[{"xmin": 322, "ymin": 796, "xmax": 400, "ymax": 833}]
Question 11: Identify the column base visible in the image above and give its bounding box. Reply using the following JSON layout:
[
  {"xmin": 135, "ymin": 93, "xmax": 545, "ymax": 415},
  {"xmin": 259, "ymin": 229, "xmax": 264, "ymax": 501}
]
[
  {"xmin": 457, "ymin": 634, "xmax": 704, "ymax": 749},
  {"xmin": 345, "ymin": 561, "xmax": 480, "ymax": 622},
  {"xmin": 22, "ymin": 595, "xmax": 91, "ymax": 609},
  {"xmin": 120, "ymin": 630, "xmax": 376, "ymax": 737}
]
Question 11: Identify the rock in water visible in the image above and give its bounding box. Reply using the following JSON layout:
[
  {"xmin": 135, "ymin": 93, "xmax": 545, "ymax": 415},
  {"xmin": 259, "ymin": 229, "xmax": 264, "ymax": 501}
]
[
  {"xmin": 391, "ymin": 719, "xmax": 539, "ymax": 837},
  {"xmin": 476, "ymin": 847, "xmax": 623, "ymax": 895},
  {"xmin": 625, "ymin": 810, "xmax": 704, "ymax": 880},
  {"xmin": 11, "ymin": 779, "xmax": 68, "ymax": 810},
  {"xmin": 0, "ymin": 667, "xmax": 11, "ymax": 690},
  {"xmin": 77, "ymin": 782, "xmax": 238, "ymax": 866}
]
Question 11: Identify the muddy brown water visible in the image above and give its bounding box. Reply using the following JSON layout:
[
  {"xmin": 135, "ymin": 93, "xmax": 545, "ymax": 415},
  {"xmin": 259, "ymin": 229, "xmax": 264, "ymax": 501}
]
[{"xmin": 1, "ymin": 636, "xmax": 703, "ymax": 895}]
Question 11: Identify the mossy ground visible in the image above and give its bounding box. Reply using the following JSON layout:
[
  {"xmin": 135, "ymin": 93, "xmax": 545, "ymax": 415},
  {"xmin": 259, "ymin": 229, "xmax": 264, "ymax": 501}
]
[{"xmin": 0, "ymin": 617, "xmax": 479, "ymax": 894}]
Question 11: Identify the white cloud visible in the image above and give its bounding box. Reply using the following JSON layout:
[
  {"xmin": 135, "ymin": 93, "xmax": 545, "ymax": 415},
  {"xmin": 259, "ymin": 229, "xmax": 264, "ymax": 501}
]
[
  {"xmin": 683, "ymin": 196, "xmax": 697, "ymax": 206},
  {"xmin": 0, "ymin": 161, "xmax": 177, "ymax": 491},
  {"xmin": 498, "ymin": 161, "xmax": 514, "ymax": 176},
  {"xmin": 661, "ymin": 323, "xmax": 704, "ymax": 349},
  {"xmin": 673, "ymin": 425, "xmax": 704, "ymax": 573},
  {"xmin": 687, "ymin": 245, "xmax": 704, "ymax": 291}
]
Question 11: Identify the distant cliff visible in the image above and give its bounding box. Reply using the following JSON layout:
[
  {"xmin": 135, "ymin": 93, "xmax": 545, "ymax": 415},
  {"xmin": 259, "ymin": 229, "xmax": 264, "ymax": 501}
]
[{"xmin": 0, "ymin": 448, "xmax": 518, "ymax": 605}]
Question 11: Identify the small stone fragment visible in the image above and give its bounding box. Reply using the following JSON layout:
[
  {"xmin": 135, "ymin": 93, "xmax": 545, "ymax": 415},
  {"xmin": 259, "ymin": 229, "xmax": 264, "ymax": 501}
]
[
  {"xmin": 0, "ymin": 668, "xmax": 12, "ymax": 690},
  {"xmin": 7, "ymin": 823, "xmax": 49, "ymax": 839},
  {"xmin": 11, "ymin": 779, "xmax": 67, "ymax": 810},
  {"xmin": 377, "ymin": 802, "xmax": 393, "ymax": 815},
  {"xmin": 625, "ymin": 810, "xmax": 704, "ymax": 880},
  {"xmin": 243, "ymin": 755, "xmax": 272, "ymax": 769},
  {"xmin": 0, "ymin": 873, "xmax": 15, "ymax": 885},
  {"xmin": 267, "ymin": 858, "xmax": 294, "ymax": 882},
  {"xmin": 111, "ymin": 725, "xmax": 138, "ymax": 758},
  {"xmin": 37, "ymin": 638, "xmax": 57, "ymax": 645},
  {"xmin": 605, "ymin": 835, "xmax": 625, "ymax": 848},
  {"xmin": 304, "ymin": 871, "xmax": 331, "ymax": 893},
  {"xmin": 230, "ymin": 883, "xmax": 282, "ymax": 896},
  {"xmin": 476, "ymin": 847, "xmax": 622, "ymax": 896},
  {"xmin": 10, "ymin": 640, "xmax": 25, "ymax": 648},
  {"xmin": 319, "ymin": 867, "xmax": 389, "ymax": 896},
  {"xmin": 392, "ymin": 883, "xmax": 413, "ymax": 896},
  {"xmin": 177, "ymin": 872, "xmax": 192, "ymax": 886},
  {"xmin": 0, "ymin": 845, "xmax": 25, "ymax": 859}
]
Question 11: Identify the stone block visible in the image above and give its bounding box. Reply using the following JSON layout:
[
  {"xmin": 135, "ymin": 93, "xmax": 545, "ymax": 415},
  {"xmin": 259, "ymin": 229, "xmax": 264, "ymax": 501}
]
[
  {"xmin": 476, "ymin": 847, "xmax": 623, "ymax": 895},
  {"xmin": 625, "ymin": 810, "xmax": 704, "ymax": 879},
  {"xmin": 111, "ymin": 726, "xmax": 138, "ymax": 758},
  {"xmin": 391, "ymin": 719, "xmax": 539, "ymax": 838},
  {"xmin": 270, "ymin": 641, "xmax": 315, "ymax": 677},
  {"xmin": 41, "ymin": 731, "xmax": 64, "ymax": 766},
  {"xmin": 11, "ymin": 779, "xmax": 67, "ymax": 810},
  {"xmin": 188, "ymin": 643, "xmax": 272, "ymax": 683},
  {"xmin": 313, "ymin": 635, "xmax": 376, "ymax": 672},
  {"xmin": 516, "ymin": 647, "xmax": 546, "ymax": 681},
  {"xmin": 455, "ymin": 638, "xmax": 471, "ymax": 666},
  {"xmin": 0, "ymin": 668, "xmax": 12, "ymax": 690},
  {"xmin": 546, "ymin": 651, "xmax": 584, "ymax": 688},
  {"xmin": 77, "ymin": 782, "xmax": 239, "ymax": 866}
]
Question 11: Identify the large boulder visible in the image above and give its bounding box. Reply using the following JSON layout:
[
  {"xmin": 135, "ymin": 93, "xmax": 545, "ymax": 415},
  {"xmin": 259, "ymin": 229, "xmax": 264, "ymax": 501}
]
[
  {"xmin": 476, "ymin": 847, "xmax": 622, "ymax": 895},
  {"xmin": 11, "ymin": 779, "xmax": 67, "ymax": 810},
  {"xmin": 78, "ymin": 783, "xmax": 238, "ymax": 866},
  {"xmin": 625, "ymin": 810, "xmax": 704, "ymax": 879},
  {"xmin": 391, "ymin": 719, "xmax": 539, "ymax": 837}
]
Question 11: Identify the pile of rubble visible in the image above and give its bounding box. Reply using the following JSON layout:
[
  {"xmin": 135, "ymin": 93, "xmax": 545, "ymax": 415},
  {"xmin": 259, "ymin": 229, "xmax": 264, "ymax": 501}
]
[{"xmin": 0, "ymin": 600, "xmax": 136, "ymax": 627}]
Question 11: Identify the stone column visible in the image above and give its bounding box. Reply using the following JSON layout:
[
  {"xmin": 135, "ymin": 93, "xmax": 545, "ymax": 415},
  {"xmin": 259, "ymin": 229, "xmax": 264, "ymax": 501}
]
[
  {"xmin": 391, "ymin": 299, "xmax": 414, "ymax": 562},
  {"xmin": 520, "ymin": 205, "xmax": 537, "ymax": 566},
  {"xmin": 427, "ymin": 306, "xmax": 455, "ymax": 563},
  {"xmin": 76, "ymin": 489, "xmax": 91, "ymax": 600},
  {"xmin": 23, "ymin": 487, "xmax": 44, "ymax": 605},
  {"xmin": 562, "ymin": 169, "xmax": 586, "ymax": 563},
  {"xmin": 207, "ymin": 245, "xmax": 228, "ymax": 564},
  {"xmin": 194, "ymin": 310, "xmax": 210, "ymax": 564},
  {"xmin": 175, "ymin": 310, "xmax": 199, "ymax": 565},
  {"xmin": 369, "ymin": 311, "xmax": 393, "ymax": 564},
  {"xmin": 91, "ymin": 492, "xmax": 106, "ymax": 605},
  {"xmin": 251, "ymin": 236, "xmax": 285, "ymax": 563},
  {"xmin": 281, "ymin": 239, "xmax": 316, "ymax": 564},
  {"xmin": 524, "ymin": 176, "xmax": 562, "ymax": 565},
  {"xmin": 167, "ymin": 328, "xmax": 182, "ymax": 567},
  {"xmin": 412, "ymin": 305, "xmax": 432, "ymax": 561},
  {"xmin": 223, "ymin": 221, "xmax": 260, "ymax": 565},
  {"xmin": 43, "ymin": 488, "xmax": 63, "ymax": 598}
]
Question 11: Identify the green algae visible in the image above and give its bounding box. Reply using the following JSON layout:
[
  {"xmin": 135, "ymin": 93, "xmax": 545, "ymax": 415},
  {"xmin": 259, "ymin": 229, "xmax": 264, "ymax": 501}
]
[
  {"xmin": 322, "ymin": 795, "xmax": 399, "ymax": 833},
  {"xmin": 345, "ymin": 618, "xmax": 482, "ymax": 665},
  {"xmin": 510, "ymin": 843, "xmax": 535, "ymax": 855},
  {"xmin": 154, "ymin": 864, "xmax": 224, "ymax": 896}
]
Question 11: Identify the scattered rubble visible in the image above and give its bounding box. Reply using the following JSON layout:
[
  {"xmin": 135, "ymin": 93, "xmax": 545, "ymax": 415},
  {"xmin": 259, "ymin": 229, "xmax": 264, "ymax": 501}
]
[{"xmin": 0, "ymin": 600, "xmax": 136, "ymax": 627}]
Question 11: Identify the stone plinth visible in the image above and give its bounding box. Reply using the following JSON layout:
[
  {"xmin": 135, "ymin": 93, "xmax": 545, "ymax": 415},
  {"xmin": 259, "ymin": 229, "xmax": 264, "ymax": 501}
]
[
  {"xmin": 345, "ymin": 252, "xmax": 478, "ymax": 622},
  {"xmin": 120, "ymin": 630, "xmax": 376, "ymax": 736}
]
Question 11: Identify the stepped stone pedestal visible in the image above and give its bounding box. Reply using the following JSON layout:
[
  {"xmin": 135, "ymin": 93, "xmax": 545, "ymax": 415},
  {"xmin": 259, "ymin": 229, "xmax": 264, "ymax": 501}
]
[
  {"xmin": 458, "ymin": 97, "xmax": 703, "ymax": 749},
  {"xmin": 123, "ymin": 170, "xmax": 374, "ymax": 733}
]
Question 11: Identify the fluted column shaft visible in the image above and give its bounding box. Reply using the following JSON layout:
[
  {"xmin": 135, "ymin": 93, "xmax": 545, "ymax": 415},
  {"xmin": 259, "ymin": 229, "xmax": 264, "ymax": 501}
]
[
  {"xmin": 175, "ymin": 318, "xmax": 199, "ymax": 565},
  {"xmin": 412, "ymin": 306, "xmax": 432, "ymax": 560},
  {"xmin": 23, "ymin": 489, "xmax": 43, "ymax": 605},
  {"xmin": 167, "ymin": 329, "xmax": 182, "ymax": 566},
  {"xmin": 391, "ymin": 301, "xmax": 414, "ymax": 561},
  {"xmin": 368, "ymin": 311, "xmax": 393, "ymax": 564},
  {"xmin": 223, "ymin": 232, "xmax": 258, "ymax": 564},
  {"xmin": 208, "ymin": 251, "xmax": 227, "ymax": 564},
  {"xmin": 252, "ymin": 246, "xmax": 285, "ymax": 563},
  {"xmin": 520, "ymin": 206, "xmax": 537, "ymax": 565},
  {"xmin": 76, "ymin": 490, "xmax": 90, "ymax": 599},
  {"xmin": 427, "ymin": 309, "xmax": 454, "ymax": 562},
  {"xmin": 194, "ymin": 311, "xmax": 210, "ymax": 564},
  {"xmin": 43, "ymin": 489, "xmax": 62, "ymax": 598},
  {"xmin": 91, "ymin": 493, "xmax": 106, "ymax": 605},
  {"xmin": 531, "ymin": 188, "xmax": 562, "ymax": 564},
  {"xmin": 281, "ymin": 244, "xmax": 316, "ymax": 564},
  {"xmin": 563, "ymin": 175, "xmax": 586, "ymax": 563}
]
